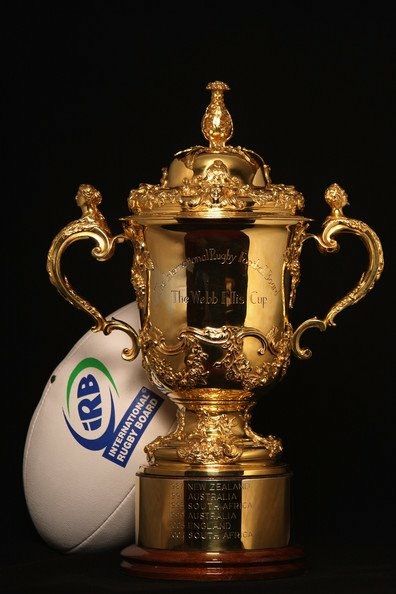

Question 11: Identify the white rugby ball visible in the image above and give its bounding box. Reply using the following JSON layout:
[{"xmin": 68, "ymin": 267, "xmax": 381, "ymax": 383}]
[{"xmin": 23, "ymin": 302, "xmax": 176, "ymax": 553}]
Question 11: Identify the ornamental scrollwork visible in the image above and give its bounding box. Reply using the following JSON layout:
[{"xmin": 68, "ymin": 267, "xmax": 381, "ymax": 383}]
[
  {"xmin": 284, "ymin": 221, "xmax": 309, "ymax": 308},
  {"xmin": 292, "ymin": 184, "xmax": 384, "ymax": 359},
  {"xmin": 139, "ymin": 322, "xmax": 293, "ymax": 392},
  {"xmin": 128, "ymin": 160, "xmax": 304, "ymax": 215},
  {"xmin": 144, "ymin": 408, "xmax": 185, "ymax": 465},
  {"xmin": 212, "ymin": 323, "xmax": 293, "ymax": 390},
  {"xmin": 47, "ymin": 184, "xmax": 140, "ymax": 361},
  {"xmin": 139, "ymin": 321, "xmax": 209, "ymax": 391},
  {"xmin": 243, "ymin": 403, "xmax": 283, "ymax": 458},
  {"xmin": 126, "ymin": 222, "xmax": 153, "ymax": 309}
]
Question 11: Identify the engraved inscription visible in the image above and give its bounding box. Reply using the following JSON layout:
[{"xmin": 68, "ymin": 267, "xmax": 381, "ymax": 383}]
[
  {"xmin": 171, "ymin": 289, "xmax": 268, "ymax": 308},
  {"xmin": 183, "ymin": 479, "xmax": 252, "ymax": 550},
  {"xmin": 153, "ymin": 248, "xmax": 279, "ymax": 295},
  {"xmin": 169, "ymin": 482, "xmax": 184, "ymax": 542}
]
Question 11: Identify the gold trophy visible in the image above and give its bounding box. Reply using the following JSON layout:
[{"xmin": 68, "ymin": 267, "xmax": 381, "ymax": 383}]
[{"xmin": 47, "ymin": 82, "xmax": 383, "ymax": 580}]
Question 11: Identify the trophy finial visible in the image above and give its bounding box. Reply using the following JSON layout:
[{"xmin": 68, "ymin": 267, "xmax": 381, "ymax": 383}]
[
  {"xmin": 325, "ymin": 183, "xmax": 350, "ymax": 218},
  {"xmin": 202, "ymin": 81, "xmax": 233, "ymax": 149}
]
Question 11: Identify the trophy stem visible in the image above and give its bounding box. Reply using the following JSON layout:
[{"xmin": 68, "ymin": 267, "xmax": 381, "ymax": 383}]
[{"xmin": 144, "ymin": 388, "xmax": 283, "ymax": 467}]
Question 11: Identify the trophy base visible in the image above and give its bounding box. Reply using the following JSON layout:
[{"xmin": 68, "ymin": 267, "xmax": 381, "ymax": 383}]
[
  {"xmin": 121, "ymin": 545, "xmax": 306, "ymax": 581},
  {"xmin": 121, "ymin": 465, "xmax": 305, "ymax": 580}
]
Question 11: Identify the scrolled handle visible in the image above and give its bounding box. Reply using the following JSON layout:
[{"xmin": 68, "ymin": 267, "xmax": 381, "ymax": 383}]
[
  {"xmin": 292, "ymin": 183, "xmax": 384, "ymax": 359},
  {"xmin": 47, "ymin": 184, "xmax": 140, "ymax": 361}
]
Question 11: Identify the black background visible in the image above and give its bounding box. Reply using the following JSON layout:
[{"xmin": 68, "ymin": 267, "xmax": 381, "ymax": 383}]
[{"xmin": 4, "ymin": 1, "xmax": 395, "ymax": 592}]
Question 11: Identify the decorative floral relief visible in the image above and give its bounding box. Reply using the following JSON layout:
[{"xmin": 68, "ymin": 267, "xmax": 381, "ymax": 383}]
[
  {"xmin": 128, "ymin": 160, "xmax": 304, "ymax": 215},
  {"xmin": 177, "ymin": 412, "xmax": 243, "ymax": 464},
  {"xmin": 139, "ymin": 321, "xmax": 292, "ymax": 392}
]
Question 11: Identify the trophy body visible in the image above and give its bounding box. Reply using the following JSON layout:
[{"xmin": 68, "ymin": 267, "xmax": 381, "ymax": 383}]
[
  {"xmin": 126, "ymin": 218, "xmax": 296, "ymax": 555},
  {"xmin": 47, "ymin": 82, "xmax": 383, "ymax": 580}
]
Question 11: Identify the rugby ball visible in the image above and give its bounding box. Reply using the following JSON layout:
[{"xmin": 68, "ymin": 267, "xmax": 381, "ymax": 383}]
[{"xmin": 23, "ymin": 302, "xmax": 176, "ymax": 553}]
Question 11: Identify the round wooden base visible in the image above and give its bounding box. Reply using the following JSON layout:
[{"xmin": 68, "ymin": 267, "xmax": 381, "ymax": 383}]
[{"xmin": 121, "ymin": 545, "xmax": 306, "ymax": 581}]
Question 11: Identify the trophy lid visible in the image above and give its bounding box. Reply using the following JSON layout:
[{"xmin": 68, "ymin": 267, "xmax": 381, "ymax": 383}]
[{"xmin": 128, "ymin": 82, "xmax": 304, "ymax": 219}]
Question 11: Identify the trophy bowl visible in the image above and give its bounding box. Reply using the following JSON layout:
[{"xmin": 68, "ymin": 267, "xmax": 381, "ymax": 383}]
[{"xmin": 47, "ymin": 81, "xmax": 383, "ymax": 580}]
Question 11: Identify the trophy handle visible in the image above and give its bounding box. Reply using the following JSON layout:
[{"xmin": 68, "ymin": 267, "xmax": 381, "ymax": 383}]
[
  {"xmin": 292, "ymin": 183, "xmax": 384, "ymax": 359},
  {"xmin": 47, "ymin": 184, "xmax": 140, "ymax": 361}
]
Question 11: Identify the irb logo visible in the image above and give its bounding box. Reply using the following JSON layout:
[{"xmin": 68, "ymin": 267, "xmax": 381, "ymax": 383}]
[
  {"xmin": 63, "ymin": 357, "xmax": 164, "ymax": 467},
  {"xmin": 63, "ymin": 358, "xmax": 117, "ymax": 451},
  {"xmin": 77, "ymin": 374, "xmax": 102, "ymax": 431}
]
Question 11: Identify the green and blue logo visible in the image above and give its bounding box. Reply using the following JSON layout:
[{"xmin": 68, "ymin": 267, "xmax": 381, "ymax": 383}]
[{"xmin": 64, "ymin": 357, "xmax": 163, "ymax": 468}]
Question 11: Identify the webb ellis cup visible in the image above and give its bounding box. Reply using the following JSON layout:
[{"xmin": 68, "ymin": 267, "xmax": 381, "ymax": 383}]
[{"xmin": 47, "ymin": 82, "xmax": 383, "ymax": 579}]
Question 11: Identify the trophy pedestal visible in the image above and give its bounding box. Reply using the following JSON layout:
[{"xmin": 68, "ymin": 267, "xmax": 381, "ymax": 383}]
[
  {"xmin": 121, "ymin": 464, "xmax": 305, "ymax": 580},
  {"xmin": 121, "ymin": 545, "xmax": 305, "ymax": 581}
]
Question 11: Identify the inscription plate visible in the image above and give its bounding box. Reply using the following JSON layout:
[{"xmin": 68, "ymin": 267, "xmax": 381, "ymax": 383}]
[
  {"xmin": 184, "ymin": 479, "xmax": 243, "ymax": 550},
  {"xmin": 138, "ymin": 473, "xmax": 288, "ymax": 550}
]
